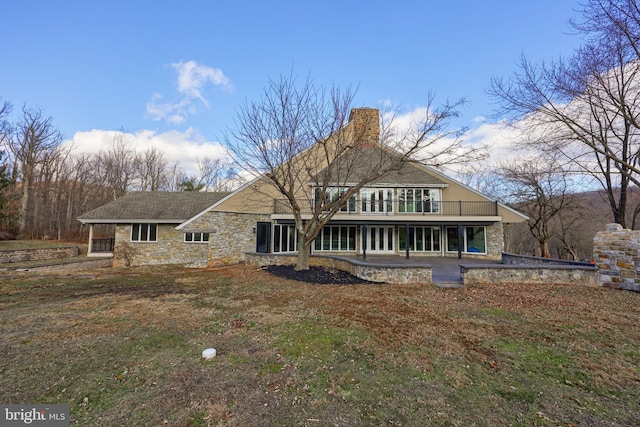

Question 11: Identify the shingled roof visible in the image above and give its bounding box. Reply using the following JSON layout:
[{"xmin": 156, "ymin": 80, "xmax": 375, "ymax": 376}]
[
  {"xmin": 313, "ymin": 146, "xmax": 447, "ymax": 186},
  {"xmin": 77, "ymin": 191, "xmax": 230, "ymax": 223}
]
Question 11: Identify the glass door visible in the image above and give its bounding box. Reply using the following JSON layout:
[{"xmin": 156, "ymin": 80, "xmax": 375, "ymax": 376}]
[{"xmin": 364, "ymin": 226, "xmax": 394, "ymax": 253}]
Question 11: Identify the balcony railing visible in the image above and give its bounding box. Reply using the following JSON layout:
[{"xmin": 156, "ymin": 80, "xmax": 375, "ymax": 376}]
[{"xmin": 273, "ymin": 199, "xmax": 499, "ymax": 216}]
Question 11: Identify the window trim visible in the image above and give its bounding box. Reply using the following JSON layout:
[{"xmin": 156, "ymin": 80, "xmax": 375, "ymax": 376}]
[
  {"xmin": 130, "ymin": 223, "xmax": 158, "ymax": 242},
  {"xmin": 360, "ymin": 188, "xmax": 394, "ymax": 214},
  {"xmin": 273, "ymin": 224, "xmax": 298, "ymax": 253},
  {"xmin": 398, "ymin": 188, "xmax": 441, "ymax": 214},
  {"xmin": 399, "ymin": 226, "xmax": 441, "ymax": 252},
  {"xmin": 184, "ymin": 232, "xmax": 210, "ymax": 243},
  {"xmin": 445, "ymin": 226, "xmax": 486, "ymax": 254},
  {"xmin": 313, "ymin": 187, "xmax": 356, "ymax": 213},
  {"xmin": 314, "ymin": 225, "xmax": 357, "ymax": 252}
]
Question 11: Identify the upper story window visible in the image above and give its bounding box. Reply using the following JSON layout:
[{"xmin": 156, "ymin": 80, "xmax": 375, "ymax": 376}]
[
  {"xmin": 313, "ymin": 187, "xmax": 356, "ymax": 213},
  {"xmin": 360, "ymin": 188, "xmax": 393, "ymax": 214},
  {"xmin": 185, "ymin": 232, "xmax": 209, "ymax": 243},
  {"xmin": 131, "ymin": 223, "xmax": 157, "ymax": 242},
  {"xmin": 398, "ymin": 188, "xmax": 440, "ymax": 213}
]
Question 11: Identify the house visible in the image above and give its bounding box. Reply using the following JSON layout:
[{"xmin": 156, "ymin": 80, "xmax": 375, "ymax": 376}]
[{"xmin": 78, "ymin": 108, "xmax": 527, "ymax": 267}]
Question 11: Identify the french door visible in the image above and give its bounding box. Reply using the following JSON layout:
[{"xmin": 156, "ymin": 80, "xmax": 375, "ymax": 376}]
[{"xmin": 364, "ymin": 226, "xmax": 394, "ymax": 254}]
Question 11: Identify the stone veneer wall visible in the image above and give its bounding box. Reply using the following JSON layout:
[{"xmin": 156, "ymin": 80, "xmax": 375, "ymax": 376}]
[
  {"xmin": 186, "ymin": 211, "xmax": 271, "ymax": 267},
  {"xmin": 502, "ymin": 252, "xmax": 593, "ymax": 266},
  {"xmin": 114, "ymin": 224, "xmax": 209, "ymax": 267},
  {"xmin": 593, "ymin": 223, "xmax": 640, "ymax": 292},
  {"xmin": 484, "ymin": 222, "xmax": 503, "ymax": 260},
  {"xmin": 245, "ymin": 252, "xmax": 432, "ymax": 284},
  {"xmin": 461, "ymin": 264, "xmax": 599, "ymax": 287},
  {"xmin": 0, "ymin": 246, "xmax": 79, "ymax": 263}
]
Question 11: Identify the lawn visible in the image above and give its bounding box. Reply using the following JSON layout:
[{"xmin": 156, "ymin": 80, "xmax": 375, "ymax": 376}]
[{"xmin": 0, "ymin": 265, "xmax": 638, "ymax": 426}]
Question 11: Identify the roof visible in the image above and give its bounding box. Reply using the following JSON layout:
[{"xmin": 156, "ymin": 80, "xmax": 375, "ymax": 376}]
[
  {"xmin": 313, "ymin": 146, "xmax": 447, "ymax": 186},
  {"xmin": 77, "ymin": 191, "xmax": 230, "ymax": 223}
]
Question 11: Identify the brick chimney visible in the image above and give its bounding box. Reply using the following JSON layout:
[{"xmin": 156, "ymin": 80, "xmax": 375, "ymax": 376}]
[{"xmin": 349, "ymin": 108, "xmax": 380, "ymax": 146}]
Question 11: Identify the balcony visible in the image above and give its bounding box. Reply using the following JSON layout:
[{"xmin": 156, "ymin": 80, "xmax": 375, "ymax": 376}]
[{"xmin": 273, "ymin": 199, "xmax": 499, "ymax": 216}]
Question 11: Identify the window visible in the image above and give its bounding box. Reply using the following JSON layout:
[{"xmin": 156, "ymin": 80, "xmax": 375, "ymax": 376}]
[
  {"xmin": 398, "ymin": 188, "xmax": 440, "ymax": 213},
  {"xmin": 314, "ymin": 226, "xmax": 357, "ymax": 251},
  {"xmin": 274, "ymin": 224, "xmax": 298, "ymax": 253},
  {"xmin": 446, "ymin": 226, "xmax": 486, "ymax": 253},
  {"xmin": 131, "ymin": 223, "xmax": 157, "ymax": 242},
  {"xmin": 360, "ymin": 188, "xmax": 393, "ymax": 214},
  {"xmin": 185, "ymin": 232, "xmax": 209, "ymax": 243},
  {"xmin": 313, "ymin": 187, "xmax": 356, "ymax": 212},
  {"xmin": 399, "ymin": 226, "xmax": 441, "ymax": 252}
]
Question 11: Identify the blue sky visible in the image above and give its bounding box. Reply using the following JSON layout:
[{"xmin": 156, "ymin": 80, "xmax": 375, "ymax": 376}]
[{"xmin": 1, "ymin": 0, "xmax": 585, "ymax": 174}]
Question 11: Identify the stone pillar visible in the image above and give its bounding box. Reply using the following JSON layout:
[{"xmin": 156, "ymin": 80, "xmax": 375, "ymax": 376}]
[{"xmin": 593, "ymin": 223, "xmax": 640, "ymax": 291}]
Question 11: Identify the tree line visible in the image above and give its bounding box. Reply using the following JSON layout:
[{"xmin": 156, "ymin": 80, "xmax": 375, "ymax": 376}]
[{"xmin": 0, "ymin": 102, "xmax": 237, "ymax": 240}]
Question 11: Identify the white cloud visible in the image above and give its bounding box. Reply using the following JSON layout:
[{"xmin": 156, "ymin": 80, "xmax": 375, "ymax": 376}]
[
  {"xmin": 173, "ymin": 60, "xmax": 233, "ymax": 102},
  {"xmin": 63, "ymin": 128, "xmax": 229, "ymax": 177},
  {"xmin": 462, "ymin": 119, "xmax": 522, "ymax": 166},
  {"xmin": 146, "ymin": 60, "xmax": 233, "ymax": 124}
]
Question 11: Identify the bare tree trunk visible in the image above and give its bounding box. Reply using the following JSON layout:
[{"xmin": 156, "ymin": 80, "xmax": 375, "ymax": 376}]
[
  {"xmin": 17, "ymin": 172, "xmax": 29, "ymax": 239},
  {"xmin": 296, "ymin": 241, "xmax": 311, "ymax": 271},
  {"xmin": 540, "ymin": 240, "xmax": 551, "ymax": 258}
]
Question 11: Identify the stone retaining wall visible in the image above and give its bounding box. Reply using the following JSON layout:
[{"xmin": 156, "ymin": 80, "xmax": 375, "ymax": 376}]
[
  {"xmin": 593, "ymin": 223, "xmax": 640, "ymax": 292},
  {"xmin": 245, "ymin": 252, "xmax": 432, "ymax": 285},
  {"xmin": 461, "ymin": 264, "xmax": 599, "ymax": 287},
  {"xmin": 502, "ymin": 252, "xmax": 592, "ymax": 267},
  {"xmin": 0, "ymin": 246, "xmax": 79, "ymax": 263}
]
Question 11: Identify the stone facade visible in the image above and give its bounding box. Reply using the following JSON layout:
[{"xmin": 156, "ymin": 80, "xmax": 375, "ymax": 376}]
[
  {"xmin": 186, "ymin": 211, "xmax": 271, "ymax": 267},
  {"xmin": 461, "ymin": 264, "xmax": 599, "ymax": 287},
  {"xmin": 484, "ymin": 222, "xmax": 503, "ymax": 260},
  {"xmin": 502, "ymin": 252, "xmax": 592, "ymax": 266},
  {"xmin": 349, "ymin": 108, "xmax": 380, "ymax": 146},
  {"xmin": 114, "ymin": 224, "xmax": 208, "ymax": 267},
  {"xmin": 593, "ymin": 223, "xmax": 640, "ymax": 292}
]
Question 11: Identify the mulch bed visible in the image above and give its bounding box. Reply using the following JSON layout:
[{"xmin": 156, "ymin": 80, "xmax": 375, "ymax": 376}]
[{"xmin": 263, "ymin": 265, "xmax": 375, "ymax": 285}]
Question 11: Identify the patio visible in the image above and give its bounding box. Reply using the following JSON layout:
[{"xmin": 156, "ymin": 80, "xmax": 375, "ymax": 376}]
[{"xmin": 342, "ymin": 255, "xmax": 502, "ymax": 284}]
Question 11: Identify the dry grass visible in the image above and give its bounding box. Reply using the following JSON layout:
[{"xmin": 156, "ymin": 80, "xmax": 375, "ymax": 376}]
[{"xmin": 0, "ymin": 264, "xmax": 638, "ymax": 426}]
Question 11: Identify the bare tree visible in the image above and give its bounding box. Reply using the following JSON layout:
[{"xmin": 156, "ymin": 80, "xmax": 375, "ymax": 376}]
[
  {"xmin": 6, "ymin": 106, "xmax": 63, "ymax": 238},
  {"xmin": 225, "ymin": 74, "xmax": 484, "ymax": 270},
  {"xmin": 194, "ymin": 157, "xmax": 238, "ymax": 191},
  {"xmin": 138, "ymin": 147, "xmax": 169, "ymax": 191},
  {"xmin": 495, "ymin": 156, "xmax": 580, "ymax": 258},
  {"xmin": 0, "ymin": 100, "xmax": 15, "ymax": 231},
  {"xmin": 490, "ymin": 0, "xmax": 640, "ymax": 229},
  {"xmin": 96, "ymin": 130, "xmax": 140, "ymax": 199},
  {"xmin": 164, "ymin": 161, "xmax": 188, "ymax": 192}
]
